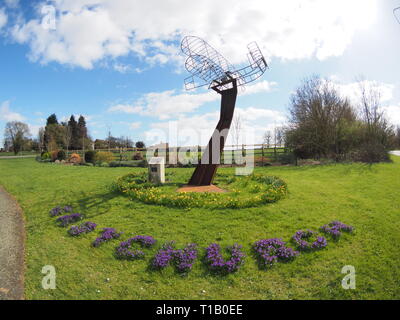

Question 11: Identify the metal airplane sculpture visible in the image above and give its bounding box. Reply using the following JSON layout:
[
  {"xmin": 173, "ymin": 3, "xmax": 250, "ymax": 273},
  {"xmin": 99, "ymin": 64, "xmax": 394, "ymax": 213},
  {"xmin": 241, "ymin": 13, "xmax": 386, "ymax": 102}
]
[
  {"xmin": 181, "ymin": 36, "xmax": 268, "ymax": 186},
  {"xmin": 395, "ymin": 7, "xmax": 400, "ymax": 24}
]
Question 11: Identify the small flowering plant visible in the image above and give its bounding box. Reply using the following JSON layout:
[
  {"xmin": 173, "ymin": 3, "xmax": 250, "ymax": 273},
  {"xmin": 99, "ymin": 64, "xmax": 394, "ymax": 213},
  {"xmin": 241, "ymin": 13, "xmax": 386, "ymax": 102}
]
[
  {"xmin": 68, "ymin": 221, "xmax": 97, "ymax": 236},
  {"xmin": 92, "ymin": 228, "xmax": 122, "ymax": 247},
  {"xmin": 292, "ymin": 230, "xmax": 327, "ymax": 251},
  {"xmin": 56, "ymin": 213, "xmax": 83, "ymax": 227},
  {"xmin": 320, "ymin": 221, "xmax": 354, "ymax": 239},
  {"xmin": 115, "ymin": 235, "xmax": 156, "ymax": 260},
  {"xmin": 152, "ymin": 242, "xmax": 198, "ymax": 273},
  {"xmin": 49, "ymin": 206, "xmax": 62, "ymax": 217},
  {"xmin": 49, "ymin": 205, "xmax": 74, "ymax": 217},
  {"xmin": 205, "ymin": 243, "xmax": 245, "ymax": 274},
  {"xmin": 253, "ymin": 238, "xmax": 299, "ymax": 269}
]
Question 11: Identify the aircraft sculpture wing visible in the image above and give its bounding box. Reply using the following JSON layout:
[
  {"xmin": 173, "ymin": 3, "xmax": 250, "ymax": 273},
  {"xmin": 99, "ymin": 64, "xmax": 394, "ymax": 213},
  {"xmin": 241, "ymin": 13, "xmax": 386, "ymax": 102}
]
[{"xmin": 181, "ymin": 36, "xmax": 268, "ymax": 91}]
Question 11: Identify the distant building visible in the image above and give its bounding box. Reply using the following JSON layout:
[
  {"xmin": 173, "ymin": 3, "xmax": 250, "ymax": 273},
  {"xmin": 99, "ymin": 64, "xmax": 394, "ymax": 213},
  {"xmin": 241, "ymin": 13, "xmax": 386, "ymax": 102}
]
[{"xmin": 148, "ymin": 142, "xmax": 169, "ymax": 151}]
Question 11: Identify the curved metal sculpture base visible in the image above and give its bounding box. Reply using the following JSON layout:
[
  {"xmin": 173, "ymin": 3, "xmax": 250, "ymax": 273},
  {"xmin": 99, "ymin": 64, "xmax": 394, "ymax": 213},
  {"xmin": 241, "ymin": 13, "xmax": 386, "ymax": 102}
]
[{"xmin": 188, "ymin": 80, "xmax": 238, "ymax": 186}]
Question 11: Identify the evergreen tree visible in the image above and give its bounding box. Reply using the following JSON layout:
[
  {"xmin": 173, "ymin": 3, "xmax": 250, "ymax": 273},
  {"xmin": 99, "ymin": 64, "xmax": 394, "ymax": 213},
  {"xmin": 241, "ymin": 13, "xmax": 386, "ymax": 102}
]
[
  {"xmin": 46, "ymin": 114, "xmax": 58, "ymax": 126},
  {"xmin": 68, "ymin": 115, "xmax": 79, "ymax": 150},
  {"xmin": 77, "ymin": 115, "xmax": 88, "ymax": 149}
]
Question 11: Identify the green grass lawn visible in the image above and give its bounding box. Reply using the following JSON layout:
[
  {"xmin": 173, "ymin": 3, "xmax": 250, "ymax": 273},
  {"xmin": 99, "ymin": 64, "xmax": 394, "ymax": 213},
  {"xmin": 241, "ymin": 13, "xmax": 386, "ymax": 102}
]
[{"xmin": 0, "ymin": 157, "xmax": 399, "ymax": 300}]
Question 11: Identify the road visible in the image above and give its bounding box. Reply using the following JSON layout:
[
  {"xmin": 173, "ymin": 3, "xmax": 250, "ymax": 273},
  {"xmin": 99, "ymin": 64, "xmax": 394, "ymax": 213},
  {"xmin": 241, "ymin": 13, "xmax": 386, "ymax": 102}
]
[{"xmin": 390, "ymin": 150, "xmax": 400, "ymax": 157}]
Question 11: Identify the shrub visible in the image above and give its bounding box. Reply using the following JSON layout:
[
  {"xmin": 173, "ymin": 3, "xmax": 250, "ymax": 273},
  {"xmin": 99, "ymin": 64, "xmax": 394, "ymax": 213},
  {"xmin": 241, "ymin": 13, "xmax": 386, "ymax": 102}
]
[
  {"xmin": 277, "ymin": 153, "xmax": 296, "ymax": 165},
  {"xmin": 109, "ymin": 160, "xmax": 146, "ymax": 168},
  {"xmin": 135, "ymin": 141, "xmax": 145, "ymax": 149},
  {"xmin": 41, "ymin": 152, "xmax": 52, "ymax": 160},
  {"xmin": 350, "ymin": 142, "xmax": 391, "ymax": 164},
  {"xmin": 95, "ymin": 151, "xmax": 114, "ymax": 164},
  {"xmin": 69, "ymin": 153, "xmax": 82, "ymax": 164},
  {"xmin": 51, "ymin": 150, "xmax": 59, "ymax": 162},
  {"xmin": 57, "ymin": 150, "xmax": 66, "ymax": 161},
  {"xmin": 85, "ymin": 150, "xmax": 97, "ymax": 164},
  {"xmin": 132, "ymin": 152, "xmax": 144, "ymax": 160}
]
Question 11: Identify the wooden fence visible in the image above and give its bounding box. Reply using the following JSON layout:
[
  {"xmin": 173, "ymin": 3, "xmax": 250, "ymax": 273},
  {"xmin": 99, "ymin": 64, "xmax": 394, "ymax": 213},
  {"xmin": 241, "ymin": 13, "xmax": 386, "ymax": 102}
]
[{"xmin": 64, "ymin": 144, "xmax": 293, "ymax": 166}]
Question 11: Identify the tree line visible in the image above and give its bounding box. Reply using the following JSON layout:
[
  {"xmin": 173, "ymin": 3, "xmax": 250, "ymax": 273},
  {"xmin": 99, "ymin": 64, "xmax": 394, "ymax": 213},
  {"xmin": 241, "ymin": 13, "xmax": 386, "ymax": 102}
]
[
  {"xmin": 284, "ymin": 76, "xmax": 399, "ymax": 163},
  {"xmin": 2, "ymin": 113, "xmax": 146, "ymax": 155}
]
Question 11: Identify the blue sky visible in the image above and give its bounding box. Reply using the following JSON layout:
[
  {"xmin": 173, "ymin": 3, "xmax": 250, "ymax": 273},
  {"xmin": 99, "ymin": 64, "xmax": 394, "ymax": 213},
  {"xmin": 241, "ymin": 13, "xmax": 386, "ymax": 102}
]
[{"xmin": 1, "ymin": 0, "xmax": 400, "ymax": 147}]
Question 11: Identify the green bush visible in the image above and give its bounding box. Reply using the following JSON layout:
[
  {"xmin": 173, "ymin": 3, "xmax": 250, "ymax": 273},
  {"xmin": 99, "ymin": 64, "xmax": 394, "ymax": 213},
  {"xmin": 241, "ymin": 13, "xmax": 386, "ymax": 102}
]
[
  {"xmin": 41, "ymin": 152, "xmax": 51, "ymax": 160},
  {"xmin": 85, "ymin": 150, "xmax": 97, "ymax": 164},
  {"xmin": 277, "ymin": 153, "xmax": 296, "ymax": 165},
  {"xmin": 109, "ymin": 160, "xmax": 146, "ymax": 168},
  {"xmin": 132, "ymin": 152, "xmax": 144, "ymax": 160},
  {"xmin": 94, "ymin": 151, "xmax": 114, "ymax": 164},
  {"xmin": 57, "ymin": 150, "xmax": 66, "ymax": 161}
]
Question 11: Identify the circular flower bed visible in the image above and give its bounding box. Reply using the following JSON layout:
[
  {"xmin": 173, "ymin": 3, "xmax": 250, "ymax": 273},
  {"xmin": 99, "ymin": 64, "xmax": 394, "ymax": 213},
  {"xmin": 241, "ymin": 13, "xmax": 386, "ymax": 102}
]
[
  {"xmin": 114, "ymin": 172, "xmax": 288, "ymax": 209},
  {"xmin": 292, "ymin": 230, "xmax": 327, "ymax": 251}
]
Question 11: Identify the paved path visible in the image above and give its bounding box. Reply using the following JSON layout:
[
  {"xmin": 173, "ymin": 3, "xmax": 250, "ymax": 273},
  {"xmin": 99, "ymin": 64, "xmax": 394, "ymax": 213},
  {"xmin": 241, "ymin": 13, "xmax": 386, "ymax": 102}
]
[
  {"xmin": 390, "ymin": 150, "xmax": 400, "ymax": 157},
  {"xmin": 0, "ymin": 186, "xmax": 25, "ymax": 300}
]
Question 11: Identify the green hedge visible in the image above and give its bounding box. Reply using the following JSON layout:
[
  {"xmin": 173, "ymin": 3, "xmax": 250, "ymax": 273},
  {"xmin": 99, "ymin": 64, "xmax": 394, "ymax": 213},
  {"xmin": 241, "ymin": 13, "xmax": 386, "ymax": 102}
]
[{"xmin": 109, "ymin": 160, "xmax": 147, "ymax": 168}]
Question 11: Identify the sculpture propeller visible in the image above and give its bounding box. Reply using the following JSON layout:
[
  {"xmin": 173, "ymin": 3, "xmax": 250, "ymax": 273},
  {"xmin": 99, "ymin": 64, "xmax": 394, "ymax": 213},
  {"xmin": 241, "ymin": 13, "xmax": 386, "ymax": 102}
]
[{"xmin": 181, "ymin": 36, "xmax": 268, "ymax": 186}]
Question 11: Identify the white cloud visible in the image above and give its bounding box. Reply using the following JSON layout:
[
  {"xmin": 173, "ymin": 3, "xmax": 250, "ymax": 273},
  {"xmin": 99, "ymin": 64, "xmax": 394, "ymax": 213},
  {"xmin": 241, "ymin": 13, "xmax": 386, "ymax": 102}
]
[
  {"xmin": 383, "ymin": 104, "xmax": 400, "ymax": 127},
  {"xmin": 333, "ymin": 80, "xmax": 395, "ymax": 105},
  {"xmin": 8, "ymin": 0, "xmax": 377, "ymax": 69},
  {"xmin": 149, "ymin": 106, "xmax": 286, "ymax": 146},
  {"xmin": 326, "ymin": 78, "xmax": 400, "ymax": 127},
  {"xmin": 108, "ymin": 104, "xmax": 144, "ymax": 114},
  {"xmin": 0, "ymin": 8, "xmax": 7, "ymax": 29},
  {"xmin": 108, "ymin": 80, "xmax": 276, "ymax": 119},
  {"xmin": 129, "ymin": 121, "xmax": 141, "ymax": 130},
  {"xmin": 0, "ymin": 101, "xmax": 25, "ymax": 122},
  {"xmin": 27, "ymin": 124, "xmax": 41, "ymax": 137}
]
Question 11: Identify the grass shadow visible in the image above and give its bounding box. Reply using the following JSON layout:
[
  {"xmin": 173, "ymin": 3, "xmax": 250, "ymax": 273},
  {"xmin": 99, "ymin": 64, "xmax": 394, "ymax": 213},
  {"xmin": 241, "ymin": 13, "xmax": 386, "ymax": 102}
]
[{"xmin": 75, "ymin": 190, "xmax": 123, "ymax": 218}]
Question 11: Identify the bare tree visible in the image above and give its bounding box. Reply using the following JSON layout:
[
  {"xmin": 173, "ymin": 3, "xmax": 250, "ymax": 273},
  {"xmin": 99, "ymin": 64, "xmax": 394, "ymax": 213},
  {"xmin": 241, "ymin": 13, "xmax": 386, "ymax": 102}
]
[
  {"xmin": 263, "ymin": 130, "xmax": 272, "ymax": 147},
  {"xmin": 232, "ymin": 114, "xmax": 242, "ymax": 150},
  {"xmin": 356, "ymin": 78, "xmax": 394, "ymax": 162},
  {"xmin": 286, "ymin": 75, "xmax": 356, "ymax": 160},
  {"xmin": 4, "ymin": 121, "xmax": 31, "ymax": 155},
  {"xmin": 38, "ymin": 127, "xmax": 45, "ymax": 152},
  {"xmin": 63, "ymin": 124, "xmax": 72, "ymax": 155},
  {"xmin": 276, "ymin": 127, "xmax": 284, "ymax": 147}
]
